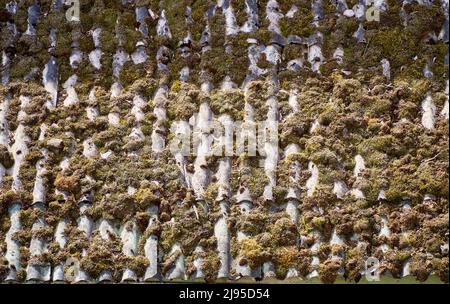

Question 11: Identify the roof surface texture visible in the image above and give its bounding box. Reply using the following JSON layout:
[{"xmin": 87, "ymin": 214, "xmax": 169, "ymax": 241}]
[{"xmin": 0, "ymin": 0, "xmax": 449, "ymax": 283}]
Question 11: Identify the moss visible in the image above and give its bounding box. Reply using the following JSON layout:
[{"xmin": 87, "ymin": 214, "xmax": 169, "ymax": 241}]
[
  {"xmin": 274, "ymin": 246, "xmax": 311, "ymax": 279},
  {"xmin": 128, "ymin": 78, "xmax": 158, "ymax": 99},
  {"xmin": 18, "ymin": 206, "xmax": 43, "ymax": 228},
  {"xmin": 209, "ymin": 89, "xmax": 245, "ymax": 121},
  {"xmin": 161, "ymin": 249, "xmax": 182, "ymax": 275},
  {"xmin": 311, "ymin": 216, "xmax": 333, "ymax": 240},
  {"xmin": 199, "ymin": 250, "xmax": 221, "ymax": 282},
  {"xmin": 424, "ymin": 235, "xmax": 443, "ymax": 253},
  {"xmin": 17, "ymin": 33, "xmax": 44, "ymax": 56},
  {"xmin": 345, "ymin": 249, "xmax": 365, "ymax": 283},
  {"xmin": 358, "ymin": 169, "xmax": 388, "ymax": 204},
  {"xmin": 32, "ymin": 226, "xmax": 54, "ymax": 242},
  {"xmin": 385, "ymin": 157, "xmax": 449, "ymax": 204},
  {"xmin": 78, "ymin": 32, "xmax": 95, "ymax": 54},
  {"xmin": 410, "ymin": 253, "xmax": 432, "ymax": 282},
  {"xmin": 92, "ymin": 127, "xmax": 126, "ymax": 151},
  {"xmin": 203, "ymin": 183, "xmax": 219, "ymax": 204},
  {"xmin": 9, "ymin": 57, "xmax": 40, "ymax": 80},
  {"xmin": 160, "ymin": 194, "xmax": 215, "ymax": 257},
  {"xmin": 279, "ymin": 5, "xmax": 315, "ymax": 38},
  {"xmin": 45, "ymin": 198, "xmax": 79, "ymax": 226},
  {"xmin": 317, "ymin": 102, "xmax": 339, "ymax": 126},
  {"xmin": 310, "ymin": 148, "xmax": 339, "ymax": 168},
  {"xmin": 0, "ymin": 214, "xmax": 10, "ymax": 235},
  {"xmin": 18, "ymin": 246, "xmax": 30, "ymax": 281},
  {"xmin": 332, "ymin": 75, "xmax": 363, "ymax": 104},
  {"xmin": 279, "ymin": 112, "xmax": 312, "ymax": 145},
  {"xmin": 160, "ymin": 0, "xmax": 191, "ymax": 45},
  {"xmin": 0, "ymin": 145, "xmax": 14, "ymax": 169},
  {"xmin": 92, "ymin": 6, "xmax": 118, "ymax": 31},
  {"xmin": 88, "ymin": 193, "xmax": 135, "ymax": 222},
  {"xmin": 270, "ymin": 217, "xmax": 298, "ymax": 246},
  {"xmin": 167, "ymin": 81, "xmax": 200, "ymax": 121},
  {"xmin": 0, "ymin": 190, "xmax": 27, "ymax": 210},
  {"xmin": 54, "ymin": 31, "xmax": 72, "ymax": 58},
  {"xmin": 0, "ymin": 256, "xmax": 8, "ymax": 281},
  {"xmin": 134, "ymin": 181, "xmax": 162, "ymax": 211},
  {"xmin": 232, "ymin": 208, "xmax": 299, "ymax": 273},
  {"xmin": 79, "ymin": 231, "xmax": 124, "ymax": 280},
  {"xmin": 12, "ymin": 229, "xmax": 32, "ymax": 244},
  {"xmin": 16, "ymin": 268, "xmax": 26, "ymax": 282},
  {"xmin": 235, "ymin": 208, "xmax": 268, "ymax": 236},
  {"xmin": 302, "ymin": 181, "xmax": 334, "ymax": 207},
  {"xmin": 54, "ymin": 174, "xmax": 81, "ymax": 194},
  {"xmin": 119, "ymin": 17, "xmax": 144, "ymax": 54},
  {"xmin": 17, "ymin": 160, "xmax": 38, "ymax": 195},
  {"xmin": 65, "ymin": 224, "xmax": 89, "ymax": 258},
  {"xmin": 277, "ymin": 152, "xmax": 309, "ymax": 192},
  {"xmin": 247, "ymin": 167, "xmax": 270, "ymax": 201},
  {"xmin": 432, "ymin": 258, "xmax": 449, "ymax": 283},
  {"xmin": 356, "ymin": 1, "xmax": 446, "ymax": 79},
  {"xmin": 319, "ymin": 258, "xmax": 342, "ymax": 284},
  {"xmin": 124, "ymin": 255, "xmax": 150, "ymax": 278},
  {"xmin": 28, "ymin": 252, "xmax": 53, "ymax": 268},
  {"xmin": 0, "ymin": 0, "xmax": 447, "ymax": 284},
  {"xmin": 237, "ymin": 237, "xmax": 268, "ymax": 269},
  {"xmin": 361, "ymin": 95, "xmax": 393, "ymax": 118},
  {"xmin": 119, "ymin": 61, "xmax": 156, "ymax": 89},
  {"xmin": 140, "ymin": 122, "xmax": 154, "ymax": 137},
  {"xmin": 245, "ymin": 80, "xmax": 274, "ymax": 121},
  {"xmin": 135, "ymin": 211, "xmax": 150, "ymax": 233},
  {"xmin": 99, "ymin": 29, "xmax": 118, "ymax": 54},
  {"xmin": 200, "ymin": 31, "xmax": 249, "ymax": 86}
]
